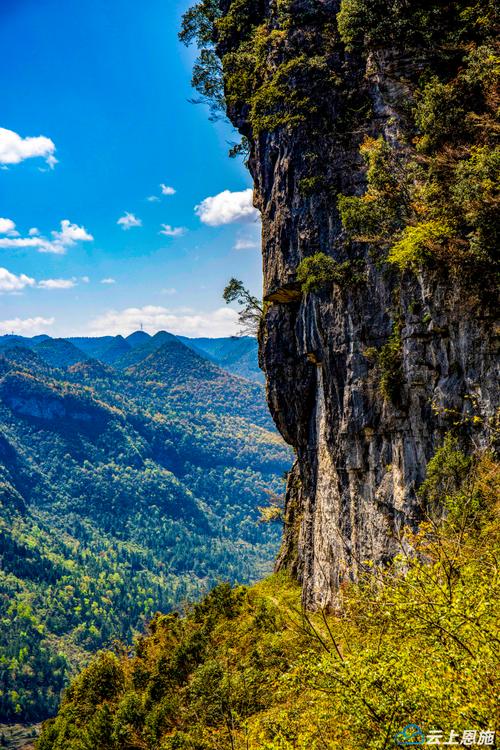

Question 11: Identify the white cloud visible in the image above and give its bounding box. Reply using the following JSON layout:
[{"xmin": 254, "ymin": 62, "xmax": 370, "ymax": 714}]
[
  {"xmin": 160, "ymin": 224, "xmax": 185, "ymax": 237},
  {"xmin": 81, "ymin": 275, "xmax": 90, "ymax": 283},
  {"xmin": 147, "ymin": 184, "xmax": 176, "ymax": 203},
  {"xmin": 0, "ymin": 218, "xmax": 16, "ymax": 235},
  {"xmin": 161, "ymin": 287, "xmax": 177, "ymax": 296},
  {"xmin": 0, "ymin": 237, "xmax": 41, "ymax": 250},
  {"xmin": 117, "ymin": 212, "xmax": 142, "ymax": 230},
  {"xmin": 195, "ymin": 188, "xmax": 259, "ymax": 226},
  {"xmin": 0, "ymin": 219, "xmax": 93, "ymax": 254},
  {"xmin": 0, "ymin": 127, "xmax": 57, "ymax": 168},
  {"xmin": 88, "ymin": 305, "xmax": 239, "ymax": 337},
  {"xmin": 100, "ymin": 277, "xmax": 116, "ymax": 285},
  {"xmin": 0, "ymin": 316, "xmax": 55, "ymax": 335},
  {"xmin": 234, "ymin": 236, "xmax": 259, "ymax": 250},
  {"xmin": 0, "ymin": 267, "xmax": 78, "ymax": 293},
  {"xmin": 54, "ymin": 220, "xmax": 93, "ymax": 245},
  {"xmin": 160, "ymin": 184, "xmax": 176, "ymax": 196},
  {"xmin": 0, "ymin": 267, "xmax": 36, "ymax": 293},
  {"xmin": 28, "ymin": 227, "xmax": 40, "ymax": 236},
  {"xmin": 38, "ymin": 278, "xmax": 76, "ymax": 290}
]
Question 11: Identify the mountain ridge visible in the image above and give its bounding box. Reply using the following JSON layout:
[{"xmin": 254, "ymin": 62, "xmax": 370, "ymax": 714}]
[
  {"xmin": 0, "ymin": 330, "xmax": 290, "ymax": 723},
  {"xmin": 0, "ymin": 330, "xmax": 263, "ymax": 383}
]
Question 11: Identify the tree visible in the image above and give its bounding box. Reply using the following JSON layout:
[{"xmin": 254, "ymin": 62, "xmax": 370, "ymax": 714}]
[
  {"xmin": 223, "ymin": 278, "xmax": 263, "ymax": 336},
  {"xmin": 179, "ymin": 1, "xmax": 225, "ymax": 120}
]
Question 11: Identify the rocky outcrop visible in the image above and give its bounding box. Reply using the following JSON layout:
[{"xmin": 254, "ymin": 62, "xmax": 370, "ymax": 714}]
[
  {"xmin": 265, "ymin": 268, "xmax": 498, "ymax": 609},
  {"xmin": 219, "ymin": 0, "xmax": 499, "ymax": 608},
  {"xmin": 0, "ymin": 371, "xmax": 113, "ymax": 426}
]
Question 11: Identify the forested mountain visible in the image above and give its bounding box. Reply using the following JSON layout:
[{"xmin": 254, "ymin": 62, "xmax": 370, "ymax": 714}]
[
  {"xmin": 4, "ymin": 0, "xmax": 499, "ymax": 744},
  {"xmin": 179, "ymin": 336, "xmax": 263, "ymax": 383},
  {"xmin": 37, "ymin": 448, "xmax": 500, "ymax": 750},
  {"xmin": 0, "ymin": 333, "xmax": 291, "ymax": 723},
  {"xmin": 0, "ymin": 332, "xmax": 262, "ymax": 383}
]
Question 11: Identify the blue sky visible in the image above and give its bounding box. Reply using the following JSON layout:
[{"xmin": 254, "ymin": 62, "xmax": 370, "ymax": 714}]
[{"xmin": 0, "ymin": 0, "xmax": 262, "ymax": 338}]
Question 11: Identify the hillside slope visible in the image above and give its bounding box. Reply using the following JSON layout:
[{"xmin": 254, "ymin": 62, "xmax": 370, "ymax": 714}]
[
  {"xmin": 0, "ymin": 337, "xmax": 290, "ymax": 722},
  {"xmin": 38, "ymin": 448, "xmax": 499, "ymax": 749},
  {"xmin": 179, "ymin": 336, "xmax": 263, "ymax": 383}
]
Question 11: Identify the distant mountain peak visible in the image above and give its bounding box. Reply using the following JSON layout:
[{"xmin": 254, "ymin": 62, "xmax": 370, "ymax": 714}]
[
  {"xmin": 151, "ymin": 330, "xmax": 177, "ymax": 342},
  {"xmin": 34, "ymin": 338, "xmax": 89, "ymax": 368},
  {"xmin": 126, "ymin": 330, "xmax": 152, "ymax": 348}
]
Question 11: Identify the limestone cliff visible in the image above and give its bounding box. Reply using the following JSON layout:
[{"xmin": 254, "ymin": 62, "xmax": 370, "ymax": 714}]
[{"xmin": 194, "ymin": 0, "xmax": 500, "ymax": 608}]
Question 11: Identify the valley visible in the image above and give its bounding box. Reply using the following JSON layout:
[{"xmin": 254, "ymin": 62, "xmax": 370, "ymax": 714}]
[{"xmin": 0, "ymin": 332, "xmax": 291, "ymax": 724}]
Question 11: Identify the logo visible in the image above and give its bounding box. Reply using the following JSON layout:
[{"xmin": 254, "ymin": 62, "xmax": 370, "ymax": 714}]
[
  {"xmin": 394, "ymin": 727, "xmax": 496, "ymax": 746},
  {"xmin": 395, "ymin": 725, "xmax": 426, "ymax": 746}
]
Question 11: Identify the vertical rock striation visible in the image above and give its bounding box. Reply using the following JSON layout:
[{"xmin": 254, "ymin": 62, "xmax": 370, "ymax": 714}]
[{"xmin": 215, "ymin": 0, "xmax": 499, "ymax": 608}]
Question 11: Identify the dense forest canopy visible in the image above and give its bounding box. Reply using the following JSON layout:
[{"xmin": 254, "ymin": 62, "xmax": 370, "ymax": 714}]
[
  {"xmin": 0, "ymin": 332, "xmax": 291, "ymax": 722},
  {"xmin": 37, "ymin": 443, "xmax": 499, "ymax": 749}
]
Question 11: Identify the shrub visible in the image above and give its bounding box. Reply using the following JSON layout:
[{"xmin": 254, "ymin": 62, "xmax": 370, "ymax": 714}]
[
  {"xmin": 378, "ymin": 322, "xmax": 403, "ymax": 402},
  {"xmin": 414, "ymin": 76, "xmax": 466, "ymax": 152},
  {"xmin": 296, "ymin": 253, "xmax": 337, "ymax": 293},
  {"xmin": 181, "ymin": 0, "xmax": 339, "ymax": 137},
  {"xmin": 338, "ymin": 137, "xmax": 406, "ymax": 243},
  {"xmin": 337, "ymin": 0, "xmax": 456, "ymax": 51},
  {"xmin": 338, "ymin": 193, "xmax": 393, "ymax": 240},
  {"xmin": 296, "ymin": 253, "xmax": 355, "ymax": 293},
  {"xmin": 387, "ymin": 220, "xmax": 452, "ymax": 270},
  {"xmin": 298, "ymin": 175, "xmax": 329, "ymax": 196},
  {"xmin": 247, "ymin": 54, "xmax": 312, "ymax": 134},
  {"xmin": 452, "ymin": 145, "xmax": 500, "ymax": 259}
]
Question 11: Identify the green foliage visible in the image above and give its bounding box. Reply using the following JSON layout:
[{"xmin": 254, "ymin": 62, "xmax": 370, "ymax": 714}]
[
  {"xmin": 191, "ymin": 49, "xmax": 225, "ymax": 118},
  {"xmin": 414, "ymin": 76, "xmax": 466, "ymax": 153},
  {"xmin": 337, "ymin": 137, "xmax": 407, "ymax": 243},
  {"xmin": 298, "ymin": 175, "xmax": 328, "ymax": 196},
  {"xmin": 181, "ymin": 0, "xmax": 339, "ymax": 137},
  {"xmin": 336, "ymin": 7, "xmax": 499, "ymax": 276},
  {"xmin": 178, "ymin": 0, "xmax": 221, "ymax": 47},
  {"xmin": 179, "ymin": 0, "xmax": 257, "ymax": 120},
  {"xmin": 215, "ymin": 0, "xmax": 265, "ymax": 48},
  {"xmin": 221, "ymin": 27, "xmax": 334, "ymax": 135},
  {"xmin": 183, "ymin": 0, "xmax": 499, "ymax": 272},
  {"xmin": 387, "ymin": 220, "xmax": 452, "ymax": 270},
  {"xmin": 296, "ymin": 253, "xmax": 359, "ymax": 293},
  {"xmin": 418, "ymin": 435, "xmax": 499, "ymax": 532},
  {"xmin": 337, "ymin": 193, "xmax": 381, "ymax": 238},
  {"xmin": 296, "ymin": 253, "xmax": 337, "ymax": 293},
  {"xmin": 179, "ymin": 1, "xmax": 225, "ymax": 118},
  {"xmin": 375, "ymin": 322, "xmax": 403, "ymax": 402},
  {"xmin": 0, "ymin": 339, "xmax": 291, "ymax": 721},
  {"xmin": 452, "ymin": 145, "xmax": 500, "ymax": 259},
  {"xmin": 223, "ymin": 278, "xmax": 263, "ymax": 336},
  {"xmin": 38, "ymin": 451, "xmax": 499, "ymax": 749},
  {"xmin": 410, "ymin": 44, "xmax": 499, "ymax": 266},
  {"xmin": 228, "ymin": 135, "xmax": 251, "ymax": 160},
  {"xmin": 337, "ymin": 0, "xmax": 497, "ymax": 51},
  {"xmin": 419, "ymin": 435, "xmax": 472, "ymax": 506},
  {"xmin": 257, "ymin": 490, "xmax": 285, "ymax": 524},
  {"xmin": 246, "ymin": 54, "xmax": 312, "ymax": 134}
]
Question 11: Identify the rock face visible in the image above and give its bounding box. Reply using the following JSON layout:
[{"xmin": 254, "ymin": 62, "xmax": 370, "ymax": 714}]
[
  {"xmin": 218, "ymin": 0, "xmax": 499, "ymax": 608},
  {"xmin": 0, "ymin": 371, "xmax": 112, "ymax": 425},
  {"xmin": 266, "ymin": 275, "xmax": 498, "ymax": 610}
]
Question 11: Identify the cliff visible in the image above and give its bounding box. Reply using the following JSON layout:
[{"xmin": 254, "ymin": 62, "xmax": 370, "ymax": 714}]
[
  {"xmin": 185, "ymin": 0, "xmax": 499, "ymax": 608},
  {"xmin": 33, "ymin": 4, "xmax": 500, "ymax": 745}
]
